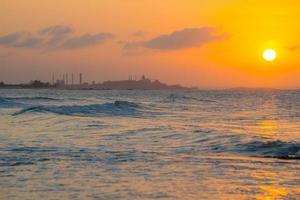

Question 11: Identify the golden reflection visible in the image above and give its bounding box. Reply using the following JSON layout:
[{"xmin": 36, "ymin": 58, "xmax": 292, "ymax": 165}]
[
  {"xmin": 251, "ymin": 170, "xmax": 288, "ymax": 200},
  {"xmin": 257, "ymin": 120, "xmax": 278, "ymax": 136},
  {"xmin": 256, "ymin": 186, "xmax": 287, "ymax": 200}
]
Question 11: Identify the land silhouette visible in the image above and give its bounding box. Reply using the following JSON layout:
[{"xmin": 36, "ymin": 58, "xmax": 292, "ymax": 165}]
[{"xmin": 0, "ymin": 75, "xmax": 196, "ymax": 90}]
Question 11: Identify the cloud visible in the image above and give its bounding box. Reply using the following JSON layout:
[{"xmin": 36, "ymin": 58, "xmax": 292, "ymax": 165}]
[
  {"xmin": 0, "ymin": 32, "xmax": 27, "ymax": 45},
  {"xmin": 39, "ymin": 25, "xmax": 74, "ymax": 48},
  {"xmin": 60, "ymin": 33, "xmax": 115, "ymax": 49},
  {"xmin": 287, "ymin": 45, "xmax": 300, "ymax": 51},
  {"xmin": 130, "ymin": 31, "xmax": 147, "ymax": 37},
  {"xmin": 0, "ymin": 32, "xmax": 43, "ymax": 48},
  {"xmin": 124, "ymin": 27, "xmax": 228, "ymax": 50},
  {"xmin": 13, "ymin": 34, "xmax": 43, "ymax": 48},
  {"xmin": 39, "ymin": 25, "xmax": 74, "ymax": 36},
  {"xmin": 0, "ymin": 25, "xmax": 115, "ymax": 50}
]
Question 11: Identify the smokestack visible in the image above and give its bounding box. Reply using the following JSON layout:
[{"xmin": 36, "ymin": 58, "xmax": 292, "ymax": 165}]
[
  {"xmin": 72, "ymin": 73, "xmax": 74, "ymax": 85},
  {"xmin": 66, "ymin": 73, "xmax": 68, "ymax": 85},
  {"xmin": 79, "ymin": 73, "xmax": 82, "ymax": 85}
]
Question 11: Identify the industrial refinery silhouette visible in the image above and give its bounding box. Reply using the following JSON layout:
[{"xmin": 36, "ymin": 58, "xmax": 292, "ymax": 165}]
[{"xmin": 0, "ymin": 74, "xmax": 195, "ymax": 90}]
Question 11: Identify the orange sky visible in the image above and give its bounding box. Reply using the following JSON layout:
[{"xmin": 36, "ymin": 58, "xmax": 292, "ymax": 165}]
[{"xmin": 1, "ymin": 0, "xmax": 300, "ymax": 88}]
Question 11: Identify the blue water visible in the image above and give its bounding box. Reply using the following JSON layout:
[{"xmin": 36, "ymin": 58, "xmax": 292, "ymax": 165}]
[{"xmin": 0, "ymin": 89, "xmax": 300, "ymax": 199}]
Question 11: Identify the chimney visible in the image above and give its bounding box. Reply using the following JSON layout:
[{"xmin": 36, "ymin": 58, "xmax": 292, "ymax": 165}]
[
  {"xmin": 79, "ymin": 73, "xmax": 82, "ymax": 85},
  {"xmin": 52, "ymin": 74, "xmax": 54, "ymax": 85}
]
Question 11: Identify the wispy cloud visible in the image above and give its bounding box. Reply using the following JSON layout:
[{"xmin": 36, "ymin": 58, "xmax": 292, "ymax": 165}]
[
  {"xmin": 130, "ymin": 31, "xmax": 147, "ymax": 37},
  {"xmin": 124, "ymin": 27, "xmax": 228, "ymax": 51},
  {"xmin": 0, "ymin": 25, "xmax": 115, "ymax": 50},
  {"xmin": 39, "ymin": 25, "xmax": 74, "ymax": 48},
  {"xmin": 39, "ymin": 25, "xmax": 74, "ymax": 36},
  {"xmin": 60, "ymin": 33, "xmax": 115, "ymax": 49},
  {"xmin": 287, "ymin": 45, "xmax": 300, "ymax": 52},
  {"xmin": 0, "ymin": 32, "xmax": 28, "ymax": 45},
  {"xmin": 12, "ymin": 33, "xmax": 43, "ymax": 48}
]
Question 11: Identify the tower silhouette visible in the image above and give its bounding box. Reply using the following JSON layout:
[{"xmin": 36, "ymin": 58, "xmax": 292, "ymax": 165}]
[{"xmin": 79, "ymin": 73, "xmax": 82, "ymax": 85}]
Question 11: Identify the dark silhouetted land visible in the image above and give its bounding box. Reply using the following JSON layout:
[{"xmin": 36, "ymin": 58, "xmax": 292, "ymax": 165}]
[{"xmin": 0, "ymin": 76, "xmax": 196, "ymax": 90}]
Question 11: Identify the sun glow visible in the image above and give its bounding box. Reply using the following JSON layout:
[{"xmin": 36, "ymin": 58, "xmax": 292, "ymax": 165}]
[{"xmin": 263, "ymin": 49, "xmax": 277, "ymax": 62}]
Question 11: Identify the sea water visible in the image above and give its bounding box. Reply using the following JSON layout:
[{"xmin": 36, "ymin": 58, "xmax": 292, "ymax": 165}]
[{"xmin": 0, "ymin": 89, "xmax": 300, "ymax": 199}]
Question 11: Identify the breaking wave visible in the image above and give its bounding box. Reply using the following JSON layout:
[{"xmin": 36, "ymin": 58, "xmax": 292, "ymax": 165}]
[
  {"xmin": 13, "ymin": 100, "xmax": 142, "ymax": 117},
  {"xmin": 234, "ymin": 140, "xmax": 300, "ymax": 159}
]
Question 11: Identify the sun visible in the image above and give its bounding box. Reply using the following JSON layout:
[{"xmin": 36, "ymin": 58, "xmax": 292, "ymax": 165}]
[{"xmin": 263, "ymin": 49, "xmax": 277, "ymax": 62}]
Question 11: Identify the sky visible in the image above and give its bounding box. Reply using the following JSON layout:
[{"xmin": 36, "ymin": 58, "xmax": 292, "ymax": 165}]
[{"xmin": 1, "ymin": 0, "xmax": 300, "ymax": 88}]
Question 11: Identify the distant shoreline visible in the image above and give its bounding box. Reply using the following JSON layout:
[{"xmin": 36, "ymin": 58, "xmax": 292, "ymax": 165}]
[
  {"xmin": 1, "ymin": 86, "xmax": 299, "ymax": 91},
  {"xmin": 0, "ymin": 86, "xmax": 196, "ymax": 90},
  {"xmin": 0, "ymin": 76, "xmax": 197, "ymax": 90}
]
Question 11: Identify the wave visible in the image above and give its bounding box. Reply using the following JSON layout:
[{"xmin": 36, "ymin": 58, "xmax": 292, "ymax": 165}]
[
  {"xmin": 167, "ymin": 94, "xmax": 198, "ymax": 102},
  {"xmin": 0, "ymin": 98, "xmax": 22, "ymax": 108},
  {"xmin": 0, "ymin": 96, "xmax": 62, "ymax": 108},
  {"xmin": 13, "ymin": 100, "xmax": 142, "ymax": 117},
  {"xmin": 1, "ymin": 146, "xmax": 158, "ymax": 167},
  {"xmin": 166, "ymin": 93, "xmax": 217, "ymax": 103},
  {"xmin": 4, "ymin": 96, "xmax": 61, "ymax": 101},
  {"xmin": 234, "ymin": 140, "xmax": 300, "ymax": 159}
]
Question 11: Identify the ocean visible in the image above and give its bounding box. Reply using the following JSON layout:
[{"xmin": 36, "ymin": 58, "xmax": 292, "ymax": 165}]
[{"xmin": 0, "ymin": 89, "xmax": 300, "ymax": 199}]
